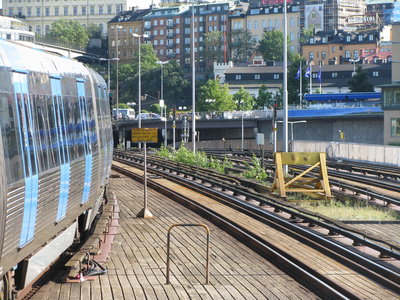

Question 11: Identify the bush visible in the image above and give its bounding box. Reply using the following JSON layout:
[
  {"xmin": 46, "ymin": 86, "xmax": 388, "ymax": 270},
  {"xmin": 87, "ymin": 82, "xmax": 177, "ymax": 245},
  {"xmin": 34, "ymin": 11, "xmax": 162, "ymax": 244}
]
[{"xmin": 243, "ymin": 155, "xmax": 268, "ymax": 181}]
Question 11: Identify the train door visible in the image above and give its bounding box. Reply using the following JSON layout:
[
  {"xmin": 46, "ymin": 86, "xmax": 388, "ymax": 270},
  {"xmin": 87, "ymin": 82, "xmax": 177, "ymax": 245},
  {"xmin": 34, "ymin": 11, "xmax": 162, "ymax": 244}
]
[
  {"xmin": 12, "ymin": 71, "xmax": 39, "ymax": 247},
  {"xmin": 50, "ymin": 77, "xmax": 71, "ymax": 221},
  {"xmin": 77, "ymin": 80, "xmax": 92, "ymax": 204}
]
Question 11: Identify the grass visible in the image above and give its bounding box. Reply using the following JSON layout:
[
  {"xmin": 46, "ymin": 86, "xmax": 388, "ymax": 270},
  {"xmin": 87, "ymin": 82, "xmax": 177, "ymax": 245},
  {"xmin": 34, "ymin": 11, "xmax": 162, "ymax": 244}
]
[{"xmin": 292, "ymin": 197, "xmax": 400, "ymax": 221}]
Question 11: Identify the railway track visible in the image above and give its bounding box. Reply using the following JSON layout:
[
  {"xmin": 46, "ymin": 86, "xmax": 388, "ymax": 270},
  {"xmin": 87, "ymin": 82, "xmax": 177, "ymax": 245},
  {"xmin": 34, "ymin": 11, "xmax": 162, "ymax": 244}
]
[
  {"xmin": 203, "ymin": 150, "xmax": 400, "ymax": 207},
  {"xmin": 113, "ymin": 150, "xmax": 400, "ymax": 299}
]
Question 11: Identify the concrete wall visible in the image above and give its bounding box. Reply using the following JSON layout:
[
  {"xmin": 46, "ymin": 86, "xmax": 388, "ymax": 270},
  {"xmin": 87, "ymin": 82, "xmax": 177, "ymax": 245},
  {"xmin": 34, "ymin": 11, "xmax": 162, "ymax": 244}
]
[
  {"xmin": 191, "ymin": 139, "xmax": 400, "ymax": 166},
  {"xmin": 256, "ymin": 116, "xmax": 383, "ymax": 145},
  {"xmin": 292, "ymin": 140, "xmax": 400, "ymax": 166}
]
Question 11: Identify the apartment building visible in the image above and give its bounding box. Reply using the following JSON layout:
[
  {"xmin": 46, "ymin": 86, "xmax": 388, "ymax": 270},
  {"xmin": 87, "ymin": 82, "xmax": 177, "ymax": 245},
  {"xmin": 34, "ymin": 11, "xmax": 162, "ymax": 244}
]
[
  {"xmin": 108, "ymin": 8, "xmax": 150, "ymax": 64},
  {"xmin": 301, "ymin": 29, "xmax": 391, "ymax": 66},
  {"xmin": 2, "ymin": 0, "xmax": 136, "ymax": 36},
  {"xmin": 244, "ymin": 3, "xmax": 301, "ymax": 53},
  {"xmin": 381, "ymin": 22, "xmax": 400, "ymax": 145},
  {"xmin": 109, "ymin": 2, "xmax": 234, "ymax": 74}
]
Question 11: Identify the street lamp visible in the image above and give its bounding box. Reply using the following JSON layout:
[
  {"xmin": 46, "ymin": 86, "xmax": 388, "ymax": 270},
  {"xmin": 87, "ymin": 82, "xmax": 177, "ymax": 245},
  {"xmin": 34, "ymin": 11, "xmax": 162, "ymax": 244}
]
[
  {"xmin": 157, "ymin": 60, "xmax": 169, "ymax": 146},
  {"xmin": 283, "ymin": 0, "xmax": 289, "ymax": 170},
  {"xmin": 99, "ymin": 57, "xmax": 119, "ymax": 112},
  {"xmin": 349, "ymin": 57, "xmax": 360, "ymax": 76},
  {"xmin": 191, "ymin": 2, "xmax": 196, "ymax": 153},
  {"xmin": 131, "ymin": 32, "xmax": 149, "ymax": 132},
  {"xmin": 115, "ymin": 25, "xmax": 123, "ymax": 120}
]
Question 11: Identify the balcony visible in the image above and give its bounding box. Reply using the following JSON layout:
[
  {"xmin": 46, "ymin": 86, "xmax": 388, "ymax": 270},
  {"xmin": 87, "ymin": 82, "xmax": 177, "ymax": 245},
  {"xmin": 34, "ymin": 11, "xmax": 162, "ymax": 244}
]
[
  {"xmin": 166, "ymin": 42, "xmax": 174, "ymax": 48},
  {"xmin": 167, "ymin": 52, "xmax": 176, "ymax": 58},
  {"xmin": 167, "ymin": 31, "xmax": 174, "ymax": 38}
]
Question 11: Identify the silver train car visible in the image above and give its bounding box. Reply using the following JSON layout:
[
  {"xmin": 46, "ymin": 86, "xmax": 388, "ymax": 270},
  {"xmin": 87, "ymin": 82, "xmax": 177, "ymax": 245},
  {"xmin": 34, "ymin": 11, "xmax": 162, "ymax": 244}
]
[{"xmin": 0, "ymin": 39, "xmax": 113, "ymax": 297}]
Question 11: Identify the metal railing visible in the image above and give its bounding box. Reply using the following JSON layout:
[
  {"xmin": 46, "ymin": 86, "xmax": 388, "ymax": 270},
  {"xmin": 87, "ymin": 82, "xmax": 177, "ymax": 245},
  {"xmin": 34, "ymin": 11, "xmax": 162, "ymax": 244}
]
[{"xmin": 166, "ymin": 224, "xmax": 210, "ymax": 285}]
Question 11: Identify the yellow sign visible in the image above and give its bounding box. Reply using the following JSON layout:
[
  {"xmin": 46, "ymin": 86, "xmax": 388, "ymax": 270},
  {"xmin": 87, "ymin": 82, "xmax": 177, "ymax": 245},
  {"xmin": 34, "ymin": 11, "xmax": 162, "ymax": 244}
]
[{"xmin": 132, "ymin": 128, "xmax": 158, "ymax": 143}]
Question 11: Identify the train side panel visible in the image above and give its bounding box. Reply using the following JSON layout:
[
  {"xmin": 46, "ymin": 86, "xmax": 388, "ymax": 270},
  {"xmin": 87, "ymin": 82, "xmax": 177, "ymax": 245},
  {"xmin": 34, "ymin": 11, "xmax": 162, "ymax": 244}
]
[{"xmin": 0, "ymin": 40, "xmax": 113, "ymax": 290}]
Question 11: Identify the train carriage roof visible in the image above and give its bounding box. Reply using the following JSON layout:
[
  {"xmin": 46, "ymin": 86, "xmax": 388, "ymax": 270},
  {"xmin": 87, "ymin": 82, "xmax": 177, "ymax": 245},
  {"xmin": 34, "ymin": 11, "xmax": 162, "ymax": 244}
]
[{"xmin": 0, "ymin": 38, "xmax": 91, "ymax": 79}]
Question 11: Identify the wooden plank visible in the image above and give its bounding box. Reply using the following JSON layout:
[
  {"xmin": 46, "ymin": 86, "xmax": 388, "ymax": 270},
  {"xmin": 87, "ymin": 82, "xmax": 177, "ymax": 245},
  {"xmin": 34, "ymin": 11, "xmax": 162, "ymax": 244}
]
[{"xmin": 279, "ymin": 152, "xmax": 322, "ymax": 165}]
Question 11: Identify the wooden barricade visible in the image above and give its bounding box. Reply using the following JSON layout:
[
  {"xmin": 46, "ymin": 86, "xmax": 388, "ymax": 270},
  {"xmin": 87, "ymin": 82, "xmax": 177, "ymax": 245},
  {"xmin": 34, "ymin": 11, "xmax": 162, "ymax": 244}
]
[{"xmin": 271, "ymin": 152, "xmax": 332, "ymax": 199}]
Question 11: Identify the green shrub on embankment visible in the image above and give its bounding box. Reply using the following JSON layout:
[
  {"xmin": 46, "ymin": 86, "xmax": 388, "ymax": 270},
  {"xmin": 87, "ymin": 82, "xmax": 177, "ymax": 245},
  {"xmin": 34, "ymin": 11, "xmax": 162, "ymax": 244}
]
[
  {"xmin": 293, "ymin": 197, "xmax": 400, "ymax": 221},
  {"xmin": 156, "ymin": 146, "xmax": 233, "ymax": 173}
]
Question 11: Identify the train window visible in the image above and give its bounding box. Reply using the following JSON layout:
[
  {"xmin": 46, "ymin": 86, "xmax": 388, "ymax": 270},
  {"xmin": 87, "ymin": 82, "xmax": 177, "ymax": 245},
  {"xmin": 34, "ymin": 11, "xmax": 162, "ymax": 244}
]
[
  {"xmin": 74, "ymin": 99, "xmax": 84, "ymax": 158},
  {"xmin": 32, "ymin": 94, "xmax": 50, "ymax": 172},
  {"xmin": 0, "ymin": 92, "xmax": 23, "ymax": 184},
  {"xmin": 23, "ymin": 93, "xmax": 38, "ymax": 177},
  {"xmin": 48, "ymin": 96, "xmax": 60, "ymax": 167}
]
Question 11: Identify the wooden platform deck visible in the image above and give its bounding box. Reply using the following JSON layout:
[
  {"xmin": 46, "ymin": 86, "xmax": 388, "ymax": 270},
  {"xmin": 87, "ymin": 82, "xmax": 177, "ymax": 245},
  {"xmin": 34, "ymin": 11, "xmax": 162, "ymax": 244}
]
[{"xmin": 30, "ymin": 169, "xmax": 317, "ymax": 300}]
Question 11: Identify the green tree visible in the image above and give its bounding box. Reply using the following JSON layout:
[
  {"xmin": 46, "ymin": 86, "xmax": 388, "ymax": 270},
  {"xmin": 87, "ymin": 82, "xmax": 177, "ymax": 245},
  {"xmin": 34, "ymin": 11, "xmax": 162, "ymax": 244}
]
[
  {"xmin": 348, "ymin": 65, "xmax": 374, "ymax": 92},
  {"xmin": 230, "ymin": 29, "xmax": 256, "ymax": 63},
  {"xmin": 87, "ymin": 24, "xmax": 102, "ymax": 39},
  {"xmin": 205, "ymin": 31, "xmax": 224, "ymax": 63},
  {"xmin": 258, "ymin": 30, "xmax": 291, "ymax": 62},
  {"xmin": 300, "ymin": 26, "xmax": 315, "ymax": 44},
  {"xmin": 149, "ymin": 103, "xmax": 161, "ymax": 114},
  {"xmin": 47, "ymin": 19, "xmax": 89, "ymax": 48},
  {"xmin": 255, "ymin": 85, "xmax": 274, "ymax": 109},
  {"xmin": 233, "ymin": 87, "xmax": 254, "ymax": 110},
  {"xmin": 287, "ymin": 53, "xmax": 309, "ymax": 106},
  {"xmin": 198, "ymin": 79, "xmax": 235, "ymax": 111}
]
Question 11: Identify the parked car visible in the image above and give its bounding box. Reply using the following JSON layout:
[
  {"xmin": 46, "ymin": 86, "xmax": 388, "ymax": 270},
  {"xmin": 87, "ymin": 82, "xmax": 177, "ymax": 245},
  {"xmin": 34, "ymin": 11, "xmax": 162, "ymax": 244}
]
[
  {"xmin": 112, "ymin": 108, "xmax": 136, "ymax": 120},
  {"xmin": 136, "ymin": 113, "xmax": 166, "ymax": 121}
]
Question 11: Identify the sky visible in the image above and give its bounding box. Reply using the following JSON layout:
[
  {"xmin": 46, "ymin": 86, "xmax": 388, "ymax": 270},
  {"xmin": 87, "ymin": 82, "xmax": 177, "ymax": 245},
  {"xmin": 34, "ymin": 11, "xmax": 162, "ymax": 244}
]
[{"xmin": 136, "ymin": 0, "xmax": 161, "ymax": 9}]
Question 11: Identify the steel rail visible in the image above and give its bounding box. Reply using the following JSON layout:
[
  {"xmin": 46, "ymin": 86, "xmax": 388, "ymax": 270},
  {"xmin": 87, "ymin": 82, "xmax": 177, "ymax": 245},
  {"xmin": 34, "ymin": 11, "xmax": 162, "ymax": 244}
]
[{"xmin": 112, "ymin": 157, "xmax": 400, "ymax": 296}]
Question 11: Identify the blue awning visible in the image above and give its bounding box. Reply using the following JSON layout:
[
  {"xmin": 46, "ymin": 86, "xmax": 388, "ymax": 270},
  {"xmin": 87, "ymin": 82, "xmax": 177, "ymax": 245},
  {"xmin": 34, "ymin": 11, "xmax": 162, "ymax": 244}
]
[{"xmin": 304, "ymin": 92, "xmax": 381, "ymax": 102}]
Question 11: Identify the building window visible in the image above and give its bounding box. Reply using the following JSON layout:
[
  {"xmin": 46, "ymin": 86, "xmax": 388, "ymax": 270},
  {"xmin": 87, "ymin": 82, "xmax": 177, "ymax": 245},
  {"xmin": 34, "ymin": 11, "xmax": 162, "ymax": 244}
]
[
  {"xmin": 322, "ymin": 37, "xmax": 327, "ymax": 43},
  {"xmin": 369, "ymin": 34, "xmax": 374, "ymax": 41},
  {"xmin": 373, "ymin": 71, "xmax": 379, "ymax": 77},
  {"xmin": 54, "ymin": 7, "xmax": 59, "ymax": 16},
  {"xmin": 154, "ymin": 29, "xmax": 158, "ymax": 35},
  {"xmin": 321, "ymin": 51, "xmax": 326, "ymax": 60},
  {"xmin": 309, "ymin": 37, "xmax": 314, "ymax": 44},
  {"xmin": 332, "ymin": 46, "xmax": 336, "ymax": 53},
  {"xmin": 391, "ymin": 118, "xmax": 400, "ymax": 137},
  {"xmin": 358, "ymin": 35, "xmax": 363, "ymax": 41},
  {"xmin": 255, "ymin": 74, "xmax": 260, "ymax": 80},
  {"xmin": 331, "ymin": 72, "xmax": 337, "ymax": 78},
  {"xmin": 309, "ymin": 52, "xmax": 314, "ymax": 60},
  {"xmin": 45, "ymin": 7, "xmax": 50, "ymax": 16},
  {"xmin": 154, "ymin": 40, "xmax": 158, "ymax": 46},
  {"xmin": 99, "ymin": 5, "xmax": 103, "ymax": 15},
  {"xmin": 45, "ymin": 25, "xmax": 50, "ymax": 34},
  {"xmin": 274, "ymin": 74, "xmax": 279, "ymax": 79},
  {"xmin": 154, "ymin": 20, "xmax": 158, "ymax": 26},
  {"xmin": 236, "ymin": 75, "xmax": 241, "ymax": 80},
  {"xmin": 36, "ymin": 7, "xmax": 40, "ymax": 16},
  {"xmin": 107, "ymin": 5, "xmax": 112, "ymax": 14},
  {"xmin": 27, "ymin": 7, "xmax": 32, "ymax": 16},
  {"xmin": 73, "ymin": 6, "xmax": 77, "ymax": 16},
  {"xmin": 82, "ymin": 6, "xmax": 86, "ymax": 15},
  {"xmin": 345, "ymin": 50, "xmax": 350, "ymax": 58},
  {"xmin": 64, "ymin": 6, "xmax": 68, "ymax": 16},
  {"xmin": 346, "ymin": 36, "xmax": 351, "ymax": 42},
  {"xmin": 35, "ymin": 25, "xmax": 41, "ymax": 35},
  {"xmin": 247, "ymin": 20, "xmax": 252, "ymax": 30},
  {"xmin": 90, "ymin": 6, "xmax": 94, "ymax": 15}
]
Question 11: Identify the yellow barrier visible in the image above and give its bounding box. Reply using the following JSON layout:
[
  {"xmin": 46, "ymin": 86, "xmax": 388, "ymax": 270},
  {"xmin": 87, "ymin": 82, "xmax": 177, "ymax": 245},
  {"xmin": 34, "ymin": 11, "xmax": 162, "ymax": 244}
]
[{"xmin": 271, "ymin": 152, "xmax": 332, "ymax": 199}]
